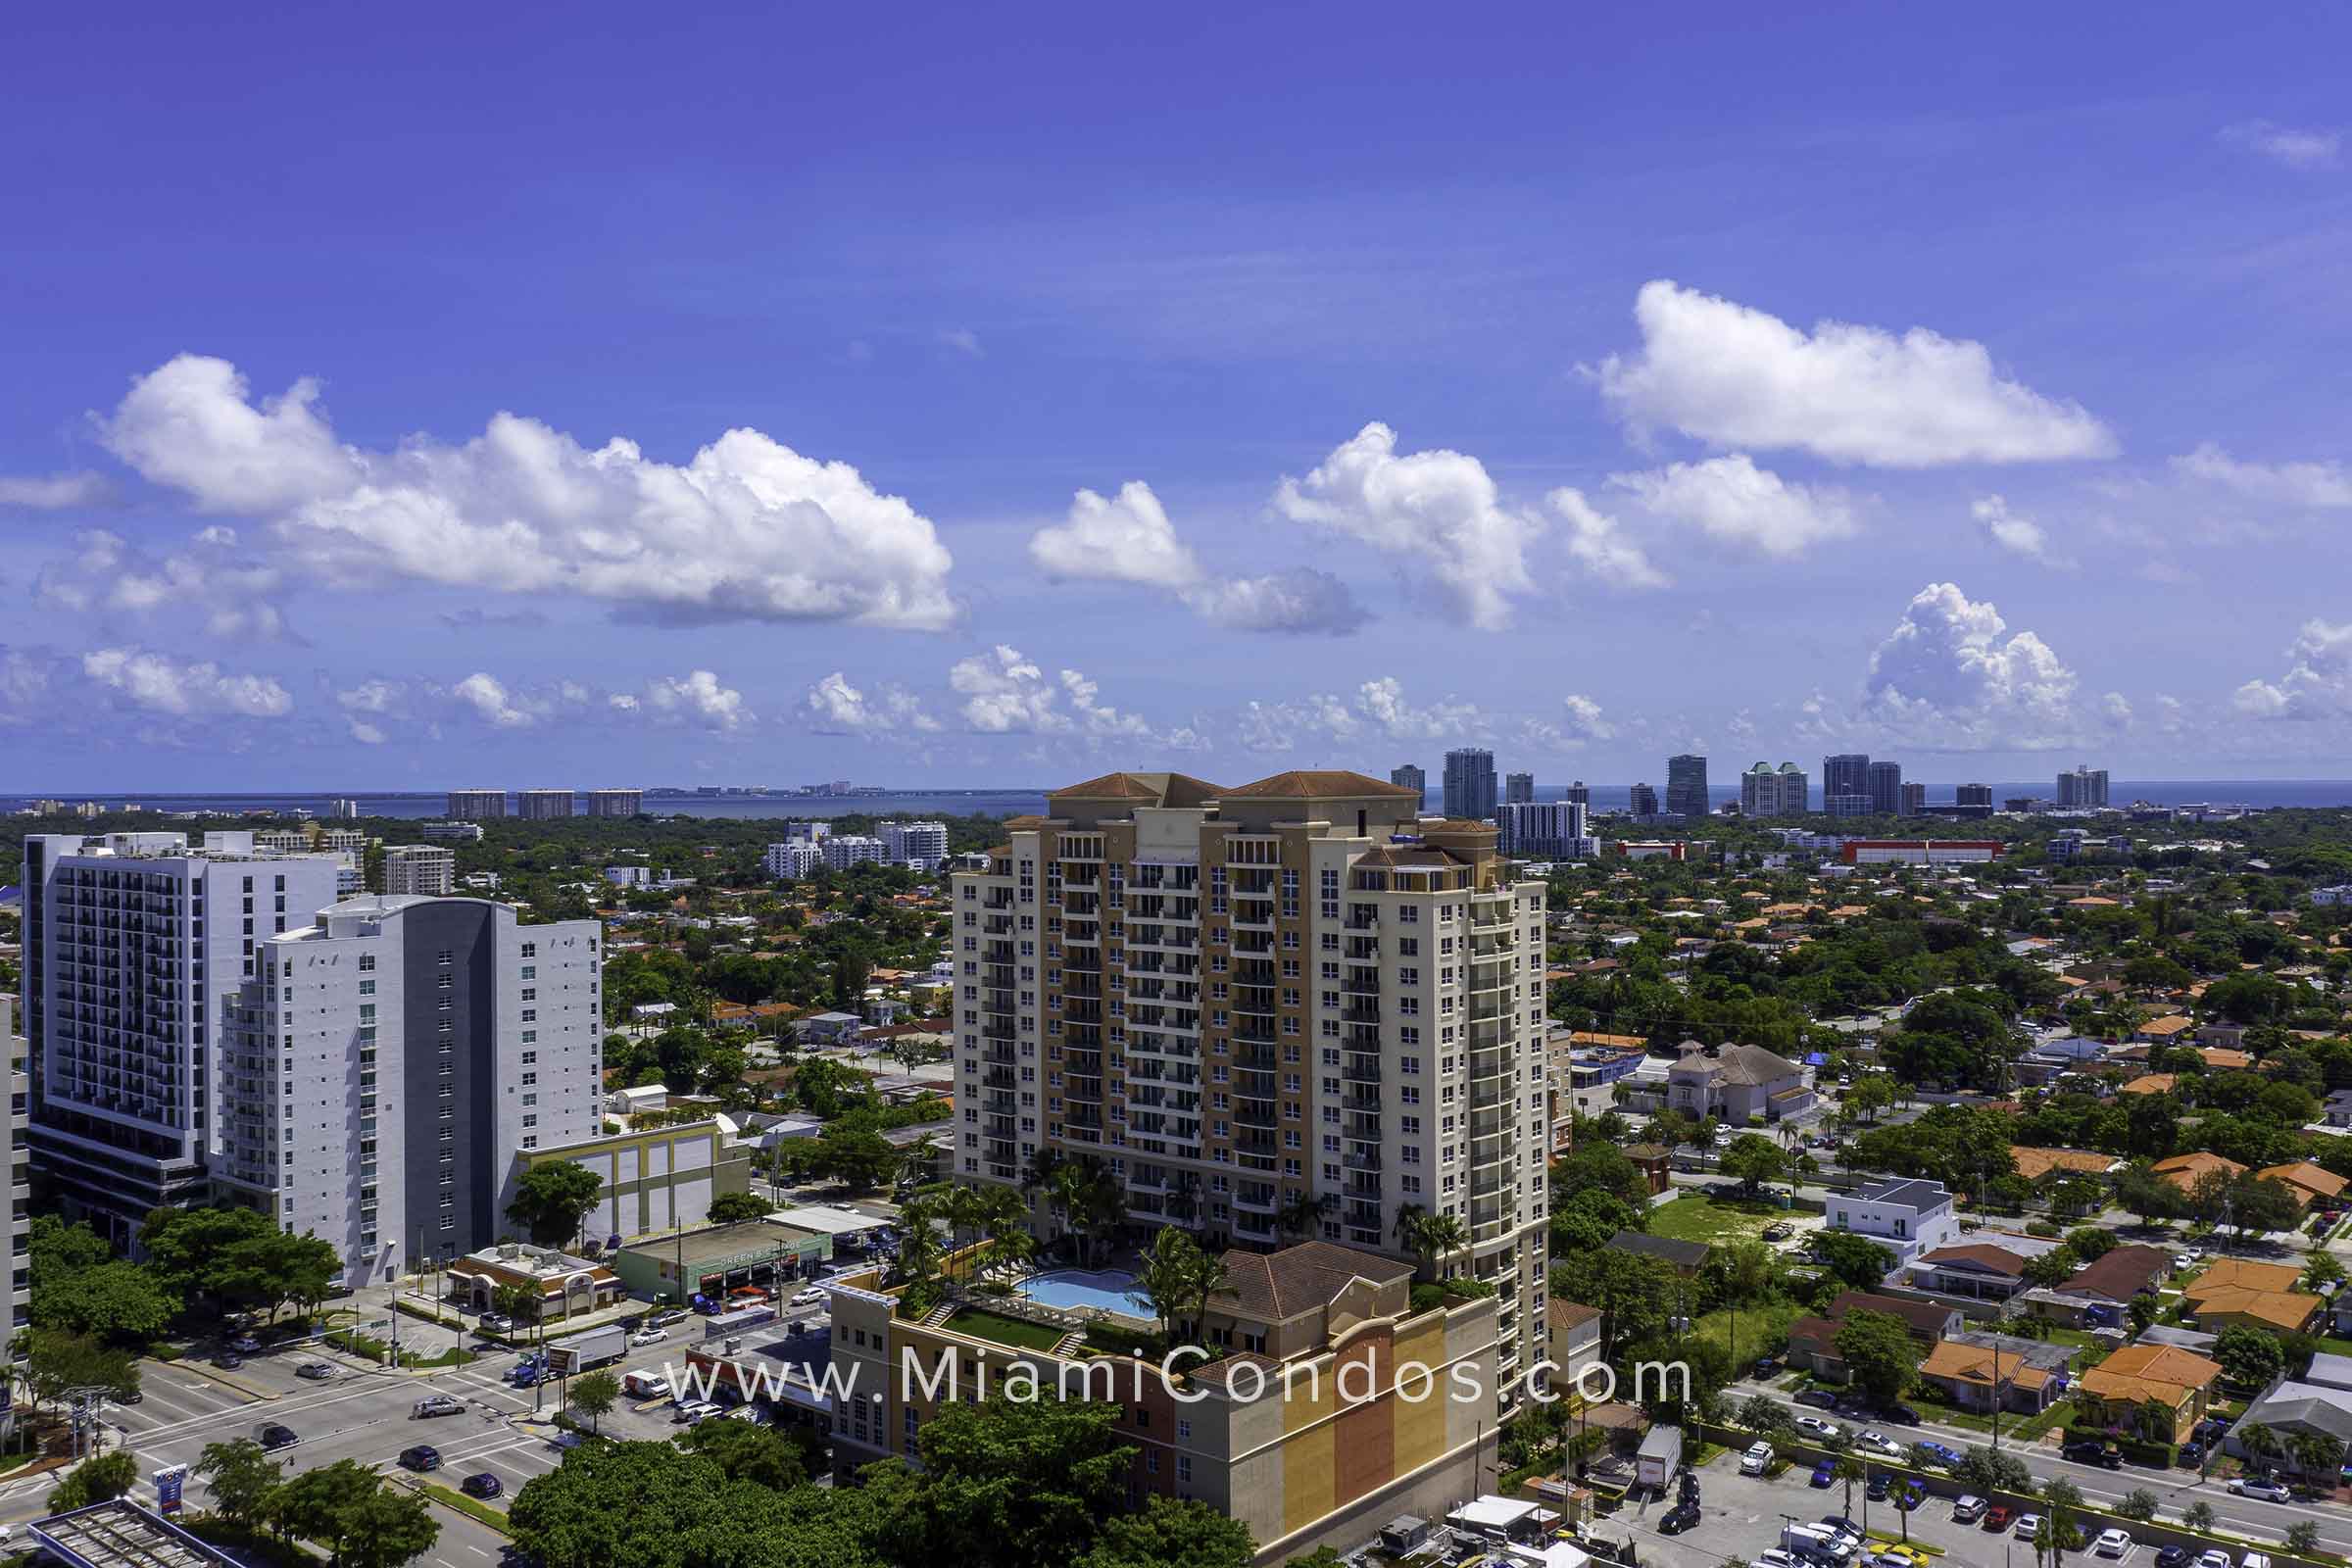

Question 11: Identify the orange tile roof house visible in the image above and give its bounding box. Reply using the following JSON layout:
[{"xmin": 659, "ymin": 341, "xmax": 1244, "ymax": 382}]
[
  {"xmin": 2010, "ymin": 1148, "xmax": 2121, "ymax": 1184},
  {"xmin": 1915, "ymin": 1339, "xmax": 2058, "ymax": 1415},
  {"xmin": 2118, "ymin": 1074, "xmax": 2177, "ymax": 1098},
  {"xmin": 2133, "ymin": 1015, "xmax": 2196, "ymax": 1042},
  {"xmin": 2151, "ymin": 1151, "xmax": 2247, "ymax": 1193},
  {"xmin": 2075, "ymin": 1344, "xmax": 2225, "ymax": 1444},
  {"xmin": 2256, "ymin": 1161, "xmax": 2349, "ymax": 1208},
  {"xmin": 2187, "ymin": 1283, "xmax": 2325, "ymax": 1335}
]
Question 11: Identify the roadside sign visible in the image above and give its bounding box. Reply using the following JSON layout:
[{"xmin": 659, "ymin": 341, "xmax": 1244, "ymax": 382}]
[{"xmin": 154, "ymin": 1464, "xmax": 187, "ymax": 1514}]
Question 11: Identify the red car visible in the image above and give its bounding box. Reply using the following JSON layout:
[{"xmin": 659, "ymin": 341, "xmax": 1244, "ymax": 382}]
[{"xmin": 1985, "ymin": 1506, "xmax": 2014, "ymax": 1532}]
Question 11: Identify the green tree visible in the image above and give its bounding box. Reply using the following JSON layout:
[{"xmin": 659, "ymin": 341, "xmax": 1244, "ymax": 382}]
[
  {"xmin": 507, "ymin": 1163, "xmax": 606, "ymax": 1248},
  {"xmin": 2115, "ymin": 1490, "xmax": 2159, "ymax": 1522},
  {"xmin": 2215, "ymin": 1323, "xmax": 2286, "ymax": 1390},
  {"xmin": 1832, "ymin": 1310, "xmax": 1919, "ymax": 1407},
  {"xmin": 707, "ymin": 1192, "xmax": 772, "ymax": 1225},
  {"xmin": 1810, "ymin": 1230, "xmax": 1891, "ymax": 1293},
  {"xmin": 2181, "ymin": 1501, "xmax": 2215, "ymax": 1532},
  {"xmin": 867, "ymin": 1396, "xmax": 1131, "ymax": 1568},
  {"xmin": 2227, "ymin": 1173, "xmax": 2306, "ymax": 1237},
  {"xmin": 1074, "ymin": 1495, "xmax": 1255, "ymax": 1568},
  {"xmin": 2023, "ymin": 1250, "xmax": 2080, "ymax": 1289},
  {"xmin": 567, "ymin": 1370, "xmax": 620, "ymax": 1435},
  {"xmin": 511, "ymin": 1441, "xmax": 885, "ymax": 1568},
  {"xmin": 1719, "ymin": 1134, "xmax": 1789, "ymax": 1197},
  {"xmin": 31, "ymin": 1258, "xmax": 178, "ymax": 1348},
  {"xmin": 196, "ymin": 1438, "xmax": 287, "ymax": 1530},
  {"xmin": 46, "ymin": 1450, "xmax": 139, "ymax": 1510},
  {"xmin": 21, "ymin": 1327, "xmax": 139, "ymax": 1420},
  {"xmin": 683, "ymin": 1415, "xmax": 808, "ymax": 1489},
  {"xmin": 2286, "ymin": 1523, "xmax": 2323, "ymax": 1555},
  {"xmin": 333, "ymin": 1484, "xmax": 442, "ymax": 1568}
]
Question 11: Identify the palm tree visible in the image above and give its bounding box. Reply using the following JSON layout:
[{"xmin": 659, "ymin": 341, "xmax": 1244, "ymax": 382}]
[
  {"xmin": 1048, "ymin": 1161, "xmax": 1095, "ymax": 1263},
  {"xmin": 1419, "ymin": 1212, "xmax": 1472, "ymax": 1282},
  {"xmin": 1133, "ymin": 1228, "xmax": 1200, "ymax": 1344},
  {"xmin": 1833, "ymin": 1453, "xmax": 1867, "ymax": 1530},
  {"xmin": 1277, "ymin": 1191, "xmax": 1334, "ymax": 1243},
  {"xmin": 2239, "ymin": 1420, "xmax": 2279, "ymax": 1477},
  {"xmin": 1184, "ymin": 1241, "xmax": 1232, "ymax": 1342},
  {"xmin": 1393, "ymin": 1202, "xmax": 1431, "ymax": 1272}
]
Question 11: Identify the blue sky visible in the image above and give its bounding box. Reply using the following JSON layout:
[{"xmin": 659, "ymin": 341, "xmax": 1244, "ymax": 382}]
[{"xmin": 5, "ymin": 3, "xmax": 2350, "ymax": 790}]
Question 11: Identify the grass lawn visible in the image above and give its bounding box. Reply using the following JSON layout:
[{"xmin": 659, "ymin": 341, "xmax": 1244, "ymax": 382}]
[
  {"xmin": 2010, "ymin": 1398, "xmax": 2073, "ymax": 1440},
  {"xmin": 1648, "ymin": 1193, "xmax": 1784, "ymax": 1246},
  {"xmin": 418, "ymin": 1482, "xmax": 514, "ymax": 1535},
  {"xmin": 945, "ymin": 1307, "xmax": 1067, "ymax": 1351},
  {"xmin": 1692, "ymin": 1298, "xmax": 1803, "ymax": 1369}
]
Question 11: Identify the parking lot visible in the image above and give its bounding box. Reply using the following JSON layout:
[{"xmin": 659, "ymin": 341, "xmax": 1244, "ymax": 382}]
[{"xmin": 1612, "ymin": 1451, "xmax": 2167, "ymax": 1568}]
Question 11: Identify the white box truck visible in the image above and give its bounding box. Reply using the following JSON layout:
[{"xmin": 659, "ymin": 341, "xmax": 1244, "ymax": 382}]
[
  {"xmin": 544, "ymin": 1323, "xmax": 627, "ymax": 1375},
  {"xmin": 1636, "ymin": 1426, "xmax": 1684, "ymax": 1492}
]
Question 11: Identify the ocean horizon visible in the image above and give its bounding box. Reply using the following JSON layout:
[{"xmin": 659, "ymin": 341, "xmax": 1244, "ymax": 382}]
[{"xmin": 9, "ymin": 777, "xmax": 2352, "ymax": 820}]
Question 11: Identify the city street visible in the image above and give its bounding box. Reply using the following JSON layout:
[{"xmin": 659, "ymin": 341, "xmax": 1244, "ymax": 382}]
[{"xmin": 1729, "ymin": 1380, "xmax": 2328, "ymax": 1553}]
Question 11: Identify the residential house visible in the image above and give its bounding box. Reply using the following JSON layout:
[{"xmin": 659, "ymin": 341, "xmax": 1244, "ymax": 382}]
[
  {"xmin": 1914, "ymin": 1338, "xmax": 2061, "ymax": 1416},
  {"xmin": 2017, "ymin": 1037, "xmax": 2109, "ymax": 1087},
  {"xmin": 1608, "ymin": 1231, "xmax": 1711, "ymax": 1276},
  {"xmin": 2134, "ymin": 1015, "xmax": 2196, "ymax": 1046},
  {"xmin": 1910, "ymin": 1243, "xmax": 2034, "ymax": 1301},
  {"xmin": 1664, "ymin": 1041, "xmax": 1809, "ymax": 1125},
  {"xmin": 1786, "ymin": 1292, "xmax": 1963, "ymax": 1383},
  {"xmin": 2009, "ymin": 1149, "xmax": 2121, "ymax": 1185},
  {"xmin": 2255, "ymin": 1161, "xmax": 2348, "ymax": 1210},
  {"xmin": 2200, "ymin": 1048, "xmax": 2254, "ymax": 1072},
  {"xmin": 2151, "ymin": 1151, "xmax": 2247, "ymax": 1195},
  {"xmin": 2026, "ymin": 1244, "xmax": 2171, "ymax": 1328},
  {"xmin": 2183, "ymin": 1257, "xmax": 2324, "ymax": 1336},
  {"xmin": 2229, "ymin": 1371, "xmax": 2352, "ymax": 1474},
  {"xmin": 2324, "ymin": 1089, "xmax": 2352, "ymax": 1129},
  {"xmin": 2118, "ymin": 1075, "xmax": 2178, "ymax": 1098},
  {"xmin": 1549, "ymin": 1300, "xmax": 1602, "ymax": 1383},
  {"xmin": 2074, "ymin": 1344, "xmax": 2225, "ymax": 1445},
  {"xmin": 1822, "ymin": 1178, "xmax": 1961, "ymax": 1270}
]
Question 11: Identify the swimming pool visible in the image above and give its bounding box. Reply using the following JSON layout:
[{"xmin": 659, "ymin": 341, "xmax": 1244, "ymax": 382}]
[{"xmin": 1012, "ymin": 1268, "xmax": 1147, "ymax": 1317}]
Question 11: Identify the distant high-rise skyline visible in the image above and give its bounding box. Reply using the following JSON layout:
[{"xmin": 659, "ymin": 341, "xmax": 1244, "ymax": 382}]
[
  {"xmin": 1390, "ymin": 763, "xmax": 1425, "ymax": 799},
  {"xmin": 1665, "ymin": 754, "xmax": 1708, "ymax": 817},
  {"xmin": 1504, "ymin": 771, "xmax": 1535, "ymax": 806},
  {"xmin": 1628, "ymin": 782, "xmax": 1659, "ymax": 816},
  {"xmin": 1867, "ymin": 760, "xmax": 1904, "ymax": 816},
  {"xmin": 1444, "ymin": 748, "xmax": 1497, "ymax": 820},
  {"xmin": 1740, "ymin": 760, "xmax": 1808, "ymax": 817},
  {"xmin": 2057, "ymin": 764, "xmax": 2110, "ymax": 808}
]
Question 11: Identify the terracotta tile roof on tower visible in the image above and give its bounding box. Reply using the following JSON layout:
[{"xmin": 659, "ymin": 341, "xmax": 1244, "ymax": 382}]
[
  {"xmin": 1047, "ymin": 771, "xmax": 1227, "ymax": 805},
  {"xmin": 1211, "ymin": 1240, "xmax": 1414, "ymax": 1319},
  {"xmin": 1223, "ymin": 769, "xmax": 1421, "ymax": 799}
]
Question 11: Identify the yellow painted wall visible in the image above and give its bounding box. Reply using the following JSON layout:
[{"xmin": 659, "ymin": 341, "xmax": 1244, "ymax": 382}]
[
  {"xmin": 1282, "ymin": 1418, "xmax": 1335, "ymax": 1536},
  {"xmin": 1392, "ymin": 1314, "xmax": 1446, "ymax": 1471}
]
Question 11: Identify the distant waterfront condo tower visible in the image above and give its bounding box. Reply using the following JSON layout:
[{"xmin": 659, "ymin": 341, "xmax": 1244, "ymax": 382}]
[
  {"xmin": 1956, "ymin": 783, "xmax": 1994, "ymax": 808},
  {"xmin": 1740, "ymin": 761, "xmax": 1809, "ymax": 817},
  {"xmin": 1443, "ymin": 748, "xmax": 1498, "ymax": 820},
  {"xmin": 382, "ymin": 844, "xmax": 457, "ymax": 896},
  {"xmin": 446, "ymin": 789, "xmax": 506, "ymax": 820},
  {"xmin": 1821, "ymin": 754, "xmax": 1870, "ymax": 808},
  {"xmin": 1504, "ymin": 771, "xmax": 1535, "ymax": 806},
  {"xmin": 517, "ymin": 789, "xmax": 574, "ymax": 820},
  {"xmin": 1628, "ymin": 782, "xmax": 1659, "ymax": 816},
  {"xmin": 2056, "ymin": 765, "xmax": 2109, "ymax": 808},
  {"xmin": 1899, "ymin": 782, "xmax": 1926, "ymax": 816},
  {"xmin": 1390, "ymin": 763, "xmax": 1426, "ymax": 801},
  {"xmin": 586, "ymin": 788, "xmax": 642, "ymax": 818},
  {"xmin": 1866, "ymin": 760, "xmax": 1904, "ymax": 816},
  {"xmin": 1563, "ymin": 780, "xmax": 1591, "ymax": 808},
  {"xmin": 1665, "ymin": 755, "xmax": 1709, "ymax": 817}
]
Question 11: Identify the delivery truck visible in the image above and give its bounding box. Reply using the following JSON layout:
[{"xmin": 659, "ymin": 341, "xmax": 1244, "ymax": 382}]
[{"xmin": 543, "ymin": 1322, "xmax": 627, "ymax": 1376}]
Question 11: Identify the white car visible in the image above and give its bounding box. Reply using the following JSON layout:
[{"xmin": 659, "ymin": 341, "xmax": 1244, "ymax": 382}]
[
  {"xmin": 1793, "ymin": 1415, "xmax": 1841, "ymax": 1442},
  {"xmin": 631, "ymin": 1327, "xmax": 667, "ymax": 1346},
  {"xmin": 2241, "ymin": 1555, "xmax": 2274, "ymax": 1568},
  {"xmin": 2194, "ymin": 1552, "xmax": 2231, "ymax": 1568},
  {"xmin": 670, "ymin": 1399, "xmax": 721, "ymax": 1424},
  {"xmin": 1855, "ymin": 1429, "xmax": 1904, "ymax": 1457},
  {"xmin": 2093, "ymin": 1529, "xmax": 2133, "ymax": 1558},
  {"xmin": 1740, "ymin": 1441, "xmax": 1776, "ymax": 1475},
  {"xmin": 1754, "ymin": 1553, "xmax": 1803, "ymax": 1568},
  {"xmin": 789, "ymin": 1287, "xmax": 825, "ymax": 1309},
  {"xmin": 2228, "ymin": 1478, "xmax": 2292, "ymax": 1502},
  {"xmin": 2014, "ymin": 1514, "xmax": 2043, "ymax": 1541}
]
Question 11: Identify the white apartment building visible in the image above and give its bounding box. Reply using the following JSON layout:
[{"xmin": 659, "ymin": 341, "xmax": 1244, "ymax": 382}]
[
  {"xmin": 383, "ymin": 844, "xmax": 457, "ymax": 896},
  {"xmin": 446, "ymin": 790, "xmax": 506, "ymax": 820},
  {"xmin": 948, "ymin": 770, "xmax": 1551, "ymax": 1413},
  {"xmin": 256, "ymin": 827, "xmax": 366, "ymax": 894},
  {"xmin": 418, "ymin": 820, "xmax": 485, "ymax": 843},
  {"xmin": 762, "ymin": 843, "xmax": 823, "ymax": 879},
  {"xmin": 879, "ymin": 819, "xmax": 950, "ymax": 870},
  {"xmin": 517, "ymin": 789, "xmax": 574, "ymax": 820},
  {"xmin": 1494, "ymin": 801, "xmax": 1587, "ymax": 859},
  {"xmin": 820, "ymin": 834, "xmax": 886, "ymax": 870},
  {"xmin": 586, "ymin": 789, "xmax": 642, "ymax": 818},
  {"xmin": 1824, "ymin": 1177, "xmax": 1962, "ymax": 1269},
  {"xmin": 218, "ymin": 897, "xmax": 603, "ymax": 1283},
  {"xmin": 20, "ymin": 831, "xmax": 345, "ymax": 1244}
]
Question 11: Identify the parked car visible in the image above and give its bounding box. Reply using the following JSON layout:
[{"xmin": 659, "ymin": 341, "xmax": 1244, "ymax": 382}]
[
  {"xmin": 1855, "ymin": 1429, "xmax": 1904, "ymax": 1458},
  {"xmin": 1753, "ymin": 1356, "xmax": 1783, "ymax": 1378},
  {"xmin": 789, "ymin": 1287, "xmax": 826, "ymax": 1309},
  {"xmin": 2179, "ymin": 1440, "xmax": 2205, "ymax": 1468},
  {"xmin": 2243, "ymin": 1554, "xmax": 2275, "ymax": 1568},
  {"xmin": 214, "ymin": 1351, "xmax": 244, "ymax": 1369},
  {"xmin": 1795, "ymin": 1389, "xmax": 1839, "ymax": 1409},
  {"xmin": 2014, "ymin": 1514, "xmax": 2044, "ymax": 1541},
  {"xmin": 294, "ymin": 1362, "xmax": 335, "ymax": 1382},
  {"xmin": 413, "ymin": 1396, "xmax": 465, "ymax": 1419},
  {"xmin": 2094, "ymin": 1530, "xmax": 2133, "ymax": 1558},
  {"xmin": 649, "ymin": 1309, "xmax": 689, "ymax": 1329},
  {"xmin": 1794, "ymin": 1415, "xmax": 1841, "ymax": 1442},
  {"xmin": 2194, "ymin": 1552, "xmax": 2233, "ymax": 1568},
  {"xmin": 2064, "ymin": 1439, "xmax": 2123, "ymax": 1469},
  {"xmin": 1894, "ymin": 1482, "xmax": 1926, "ymax": 1513},
  {"xmin": 1810, "ymin": 1461, "xmax": 1837, "ymax": 1489},
  {"xmin": 257, "ymin": 1425, "xmax": 299, "ymax": 1451},
  {"xmin": 478, "ymin": 1311, "xmax": 514, "ymax": 1332},
  {"xmin": 1740, "ymin": 1441, "xmax": 1775, "ymax": 1475},
  {"xmin": 1919, "ymin": 1442, "xmax": 1965, "ymax": 1467},
  {"xmin": 1659, "ymin": 1501, "xmax": 1700, "ymax": 1535},
  {"xmin": 2153, "ymin": 1547, "xmax": 2190, "ymax": 1568},
  {"xmin": 1762, "ymin": 1223, "xmax": 1793, "ymax": 1242},
  {"xmin": 1984, "ymin": 1505, "xmax": 2012, "ymax": 1532},
  {"xmin": 672, "ymin": 1400, "xmax": 722, "ymax": 1425},
  {"xmin": 1821, "ymin": 1518, "xmax": 1862, "ymax": 1544},
  {"xmin": 227, "ymin": 1335, "xmax": 263, "ymax": 1353},
  {"xmin": 1873, "ymin": 1551, "xmax": 1927, "ymax": 1568},
  {"xmin": 462, "ymin": 1473, "xmax": 504, "ymax": 1499},
  {"xmin": 1876, "ymin": 1402, "xmax": 1921, "ymax": 1426},
  {"xmin": 398, "ymin": 1446, "xmax": 441, "ymax": 1472},
  {"xmin": 2229, "ymin": 1478, "xmax": 2292, "ymax": 1502},
  {"xmin": 1952, "ymin": 1495, "xmax": 1986, "ymax": 1525},
  {"xmin": 630, "ymin": 1328, "xmax": 667, "ymax": 1347},
  {"xmin": 1865, "ymin": 1473, "xmax": 1890, "ymax": 1502}
]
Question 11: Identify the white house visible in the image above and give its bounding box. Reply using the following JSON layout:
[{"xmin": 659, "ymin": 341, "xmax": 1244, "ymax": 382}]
[
  {"xmin": 1824, "ymin": 1178, "xmax": 1961, "ymax": 1269},
  {"xmin": 605, "ymin": 1084, "xmax": 669, "ymax": 1116},
  {"xmin": 1666, "ymin": 1041, "xmax": 1807, "ymax": 1124}
]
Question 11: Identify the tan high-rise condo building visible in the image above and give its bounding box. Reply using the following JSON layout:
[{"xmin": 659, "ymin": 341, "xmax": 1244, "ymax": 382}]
[{"xmin": 949, "ymin": 769, "xmax": 1551, "ymax": 1413}]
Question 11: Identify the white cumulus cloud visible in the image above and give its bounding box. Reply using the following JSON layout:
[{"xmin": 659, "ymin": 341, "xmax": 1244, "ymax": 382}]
[
  {"xmin": 804, "ymin": 671, "xmax": 939, "ymax": 735},
  {"xmin": 1029, "ymin": 480, "xmax": 1361, "ymax": 634},
  {"xmin": 1274, "ymin": 423, "xmax": 1537, "ymax": 630},
  {"xmin": 1545, "ymin": 489, "xmax": 1669, "ymax": 589},
  {"xmin": 454, "ymin": 672, "xmax": 536, "ymax": 729},
  {"xmin": 1595, "ymin": 280, "xmax": 2117, "ymax": 467},
  {"xmin": 0, "ymin": 470, "xmax": 111, "ymax": 509},
  {"xmin": 637, "ymin": 670, "xmax": 750, "ymax": 732},
  {"xmin": 2233, "ymin": 619, "xmax": 2352, "ymax": 720},
  {"xmin": 1863, "ymin": 582, "xmax": 2082, "ymax": 749},
  {"xmin": 2172, "ymin": 444, "xmax": 2352, "ymax": 509},
  {"xmin": 97, "ymin": 354, "xmax": 957, "ymax": 629},
  {"xmin": 81, "ymin": 647, "xmax": 293, "ymax": 718},
  {"xmin": 1971, "ymin": 494, "xmax": 2072, "ymax": 566},
  {"xmin": 1607, "ymin": 455, "xmax": 1858, "ymax": 558}
]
